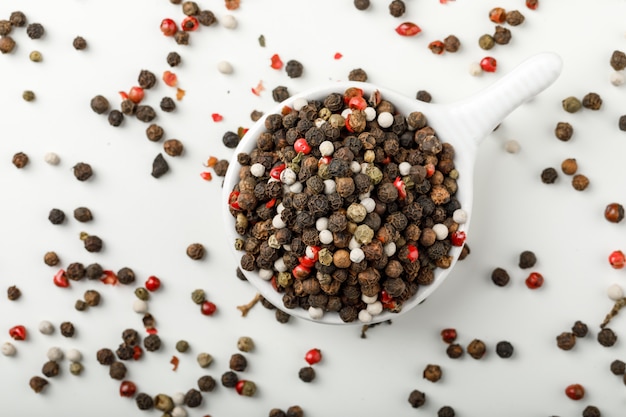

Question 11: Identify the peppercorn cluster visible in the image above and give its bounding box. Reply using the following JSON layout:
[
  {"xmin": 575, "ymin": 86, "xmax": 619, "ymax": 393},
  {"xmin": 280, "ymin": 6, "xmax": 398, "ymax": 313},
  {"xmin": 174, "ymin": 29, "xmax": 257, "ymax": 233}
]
[{"xmin": 229, "ymin": 88, "xmax": 465, "ymax": 322}]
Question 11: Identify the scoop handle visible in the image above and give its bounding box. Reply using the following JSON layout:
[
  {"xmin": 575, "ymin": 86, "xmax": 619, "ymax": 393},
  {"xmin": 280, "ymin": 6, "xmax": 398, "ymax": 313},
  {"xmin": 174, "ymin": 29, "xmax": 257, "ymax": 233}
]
[{"xmin": 433, "ymin": 52, "xmax": 563, "ymax": 148}]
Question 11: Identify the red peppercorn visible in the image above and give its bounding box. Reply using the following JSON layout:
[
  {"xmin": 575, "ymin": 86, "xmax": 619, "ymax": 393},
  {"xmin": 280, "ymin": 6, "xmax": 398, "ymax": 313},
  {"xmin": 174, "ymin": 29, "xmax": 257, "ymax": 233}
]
[
  {"xmin": 343, "ymin": 87, "xmax": 364, "ymax": 104},
  {"xmin": 526, "ymin": 0, "xmax": 539, "ymax": 10},
  {"xmin": 304, "ymin": 348, "xmax": 322, "ymax": 365},
  {"xmin": 298, "ymin": 256, "xmax": 316, "ymax": 269},
  {"xmin": 294, "ymin": 138, "xmax": 312, "ymax": 154},
  {"xmin": 181, "ymin": 16, "xmax": 199, "ymax": 31},
  {"xmin": 119, "ymin": 380, "xmax": 137, "ymax": 397},
  {"xmin": 318, "ymin": 156, "xmax": 332, "ymax": 166},
  {"xmin": 480, "ymin": 56, "xmax": 497, "ymax": 72},
  {"xmin": 565, "ymin": 383, "xmax": 585, "ymax": 400},
  {"xmin": 450, "ymin": 231, "xmax": 466, "ymax": 246},
  {"xmin": 201, "ymin": 300, "xmax": 217, "ymax": 316},
  {"xmin": 441, "ymin": 328, "xmax": 457, "ymax": 344},
  {"xmin": 211, "ymin": 113, "xmax": 223, "ymax": 122},
  {"xmin": 395, "ymin": 22, "xmax": 422, "ymax": 37},
  {"xmin": 269, "ymin": 163, "xmax": 286, "ymax": 180},
  {"xmin": 270, "ymin": 54, "xmax": 283, "ymax": 70},
  {"xmin": 132, "ymin": 345, "xmax": 143, "ymax": 360},
  {"xmin": 9, "ymin": 325, "xmax": 26, "ymax": 341},
  {"xmin": 425, "ymin": 163, "xmax": 435, "ymax": 177},
  {"xmin": 609, "ymin": 250, "xmax": 626, "ymax": 269},
  {"xmin": 406, "ymin": 244, "xmax": 419, "ymax": 262},
  {"xmin": 200, "ymin": 171, "xmax": 213, "ymax": 181},
  {"xmin": 145, "ymin": 276, "xmax": 161, "ymax": 292},
  {"xmin": 348, "ymin": 96, "xmax": 367, "ymax": 110},
  {"xmin": 525, "ymin": 272, "xmax": 544, "ymax": 289},
  {"xmin": 489, "ymin": 7, "xmax": 507, "ymax": 23},
  {"xmin": 162, "ymin": 70, "xmax": 177, "ymax": 87},
  {"xmin": 393, "ymin": 177, "xmax": 407, "ymax": 200},
  {"xmin": 53, "ymin": 269, "xmax": 70, "ymax": 288},
  {"xmin": 380, "ymin": 290, "xmax": 393, "ymax": 304},
  {"xmin": 160, "ymin": 18, "xmax": 177, "ymax": 36},
  {"xmin": 292, "ymin": 264, "xmax": 311, "ymax": 279},
  {"xmin": 428, "ymin": 40, "xmax": 445, "ymax": 55},
  {"xmin": 128, "ymin": 86, "xmax": 144, "ymax": 104}
]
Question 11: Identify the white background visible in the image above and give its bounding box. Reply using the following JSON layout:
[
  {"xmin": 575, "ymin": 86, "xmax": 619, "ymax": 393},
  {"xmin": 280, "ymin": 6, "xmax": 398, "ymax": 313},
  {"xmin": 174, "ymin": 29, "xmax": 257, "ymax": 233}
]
[{"xmin": 0, "ymin": 1, "xmax": 625, "ymax": 416}]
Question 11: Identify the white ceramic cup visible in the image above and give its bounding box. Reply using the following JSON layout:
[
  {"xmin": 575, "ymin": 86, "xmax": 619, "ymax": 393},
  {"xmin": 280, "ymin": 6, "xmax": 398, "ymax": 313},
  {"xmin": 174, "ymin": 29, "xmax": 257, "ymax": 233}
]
[{"xmin": 222, "ymin": 52, "xmax": 563, "ymax": 325}]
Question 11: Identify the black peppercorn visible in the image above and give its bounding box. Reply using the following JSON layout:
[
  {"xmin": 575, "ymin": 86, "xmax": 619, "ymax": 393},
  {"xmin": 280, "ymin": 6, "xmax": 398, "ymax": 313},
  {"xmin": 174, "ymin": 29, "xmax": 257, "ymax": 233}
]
[
  {"xmin": 556, "ymin": 332, "xmax": 576, "ymax": 350},
  {"xmin": 42, "ymin": 360, "xmax": 60, "ymax": 377},
  {"xmin": 222, "ymin": 131, "xmax": 240, "ymax": 148},
  {"xmin": 221, "ymin": 370, "xmax": 239, "ymax": 388},
  {"xmin": 97, "ymin": 348, "xmax": 115, "ymax": 365},
  {"xmin": 73, "ymin": 36, "xmax": 87, "ymax": 50},
  {"xmin": 269, "ymin": 409, "xmax": 287, "ymax": 417},
  {"xmin": 166, "ymin": 51, "xmax": 181, "ymax": 67},
  {"xmin": 571, "ymin": 320, "xmax": 588, "ymax": 338},
  {"xmin": 493, "ymin": 25, "xmax": 511, "ymax": 45},
  {"xmin": 73, "ymin": 162, "xmax": 93, "ymax": 181},
  {"xmin": 229, "ymin": 353, "xmax": 248, "ymax": 371},
  {"xmin": 138, "ymin": 69, "xmax": 156, "ymax": 89},
  {"xmin": 84, "ymin": 234, "xmax": 103, "ymax": 253},
  {"xmin": 48, "ymin": 208, "xmax": 65, "ymax": 225},
  {"xmin": 389, "ymin": 0, "xmax": 406, "ymax": 17},
  {"xmin": 84, "ymin": 289, "xmax": 101, "ymax": 307},
  {"xmin": 174, "ymin": 31, "xmax": 189, "ymax": 45},
  {"xmin": 29, "ymin": 376, "xmax": 48, "ymax": 393},
  {"xmin": 197, "ymin": 375, "xmax": 216, "ymax": 392},
  {"xmin": 582, "ymin": 92, "xmax": 602, "ymax": 110},
  {"xmin": 184, "ymin": 388, "xmax": 203, "ymax": 407},
  {"xmin": 116, "ymin": 343, "xmax": 134, "ymax": 360},
  {"xmin": 619, "ymin": 115, "xmax": 626, "ymax": 132},
  {"xmin": 136, "ymin": 105, "xmax": 156, "ymax": 122},
  {"xmin": 160, "ymin": 97, "xmax": 176, "ymax": 112},
  {"xmin": 354, "ymin": 0, "xmax": 370, "ymax": 10},
  {"xmin": 90, "ymin": 95, "xmax": 109, "ymax": 114},
  {"xmin": 541, "ymin": 167, "xmax": 558, "ymax": 184},
  {"xmin": 298, "ymin": 366, "xmax": 316, "ymax": 382},
  {"xmin": 416, "ymin": 90, "xmax": 432, "ymax": 103},
  {"xmin": 26, "ymin": 23, "xmax": 44, "ymax": 39},
  {"xmin": 60, "ymin": 321, "xmax": 75, "ymax": 337},
  {"xmin": 272, "ymin": 86, "xmax": 290, "ymax": 103},
  {"xmin": 597, "ymin": 328, "xmax": 617, "ymax": 347},
  {"xmin": 151, "ymin": 153, "xmax": 169, "ymax": 178},
  {"xmin": 446, "ymin": 343, "xmax": 464, "ymax": 359},
  {"xmin": 108, "ymin": 110, "xmax": 124, "ymax": 127},
  {"xmin": 495, "ymin": 341, "xmax": 514, "ymax": 358},
  {"xmin": 135, "ymin": 393, "xmax": 154, "ymax": 410},
  {"xmin": 117, "ymin": 267, "xmax": 136, "ymax": 285},
  {"xmin": 122, "ymin": 328, "xmax": 140, "ymax": 346},
  {"xmin": 85, "ymin": 263, "xmax": 103, "ymax": 279},
  {"xmin": 67, "ymin": 262, "xmax": 86, "ymax": 281},
  {"xmin": 144, "ymin": 334, "xmax": 162, "ymax": 351},
  {"xmin": 9, "ymin": 11, "xmax": 27, "ymax": 27},
  {"xmin": 286, "ymin": 405, "xmax": 304, "ymax": 417},
  {"xmin": 505, "ymin": 10, "xmax": 525, "ymax": 25},
  {"xmin": 443, "ymin": 35, "xmax": 460, "ymax": 53},
  {"xmin": 7, "ymin": 285, "xmax": 21, "ymax": 301},
  {"xmin": 582, "ymin": 405, "xmax": 601, "ymax": 417},
  {"xmin": 610, "ymin": 359, "xmax": 626, "ymax": 375},
  {"xmin": 491, "ymin": 267, "xmax": 510, "ymax": 286},
  {"xmin": 276, "ymin": 309, "xmax": 291, "ymax": 323},
  {"xmin": 408, "ymin": 389, "xmax": 426, "ymax": 408},
  {"xmin": 348, "ymin": 68, "xmax": 368, "ymax": 82},
  {"xmin": 75, "ymin": 299, "xmax": 88, "ymax": 311},
  {"xmin": 519, "ymin": 250, "xmax": 537, "ymax": 269},
  {"xmin": 109, "ymin": 361, "xmax": 127, "ymax": 380},
  {"xmin": 438, "ymin": 406, "xmax": 456, "ymax": 417},
  {"xmin": 198, "ymin": 10, "xmax": 217, "ymax": 26},
  {"xmin": 285, "ymin": 60, "xmax": 303, "ymax": 78},
  {"xmin": 187, "ymin": 243, "xmax": 205, "ymax": 260}
]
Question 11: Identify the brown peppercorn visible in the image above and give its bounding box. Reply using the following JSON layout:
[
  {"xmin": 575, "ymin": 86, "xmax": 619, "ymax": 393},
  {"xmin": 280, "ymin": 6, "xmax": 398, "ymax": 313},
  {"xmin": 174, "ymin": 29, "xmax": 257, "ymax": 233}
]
[
  {"xmin": 42, "ymin": 360, "xmax": 60, "ymax": 377},
  {"xmin": 389, "ymin": 0, "xmax": 406, "ymax": 17},
  {"xmin": 270, "ymin": 409, "xmax": 288, "ymax": 417},
  {"xmin": 561, "ymin": 158, "xmax": 578, "ymax": 175},
  {"xmin": 272, "ymin": 86, "xmax": 290, "ymax": 102},
  {"xmin": 198, "ymin": 375, "xmax": 216, "ymax": 392},
  {"xmin": 572, "ymin": 174, "xmax": 589, "ymax": 191},
  {"xmin": 416, "ymin": 90, "xmax": 432, "ymax": 103},
  {"xmin": 610, "ymin": 50, "xmax": 626, "ymax": 71},
  {"xmin": 97, "ymin": 348, "xmax": 115, "ymax": 365},
  {"xmin": 221, "ymin": 370, "xmax": 239, "ymax": 388},
  {"xmin": 229, "ymin": 353, "xmax": 248, "ymax": 371},
  {"xmin": 285, "ymin": 60, "xmax": 303, "ymax": 78},
  {"xmin": 117, "ymin": 267, "xmax": 136, "ymax": 285},
  {"xmin": 354, "ymin": 0, "xmax": 370, "ymax": 10},
  {"xmin": 84, "ymin": 289, "xmax": 101, "ymax": 307},
  {"xmin": 29, "ymin": 376, "xmax": 48, "ymax": 393},
  {"xmin": 213, "ymin": 159, "xmax": 229, "ymax": 177},
  {"xmin": 0, "ymin": 36, "xmax": 16, "ymax": 54},
  {"xmin": 138, "ymin": 69, "xmax": 156, "ymax": 89},
  {"xmin": 423, "ymin": 364, "xmax": 442, "ymax": 382},
  {"xmin": 26, "ymin": 23, "xmax": 44, "ymax": 39},
  {"xmin": 12, "ymin": 152, "xmax": 29, "ymax": 168},
  {"xmin": 73, "ymin": 207, "xmax": 93, "ymax": 222},
  {"xmin": 108, "ymin": 110, "xmax": 124, "ymax": 127},
  {"xmin": 443, "ymin": 35, "xmax": 460, "ymax": 52},
  {"xmin": 597, "ymin": 328, "xmax": 617, "ymax": 347},
  {"xmin": 166, "ymin": 51, "xmax": 181, "ymax": 67},
  {"xmin": 75, "ymin": 299, "xmax": 88, "ymax": 311},
  {"xmin": 60, "ymin": 321, "xmax": 75, "ymax": 337},
  {"xmin": 159, "ymin": 97, "xmax": 176, "ymax": 113},
  {"xmin": 605, "ymin": 203, "xmax": 625, "ymax": 223},
  {"xmin": 493, "ymin": 25, "xmax": 511, "ymax": 45},
  {"xmin": 109, "ymin": 361, "xmax": 127, "ymax": 380},
  {"xmin": 286, "ymin": 405, "xmax": 304, "ymax": 417},
  {"xmin": 491, "ymin": 267, "xmax": 510, "ymax": 287},
  {"xmin": 184, "ymin": 388, "xmax": 203, "ymax": 407},
  {"xmin": 505, "ymin": 10, "xmax": 525, "ymax": 25},
  {"xmin": 556, "ymin": 332, "xmax": 576, "ymax": 350},
  {"xmin": 67, "ymin": 262, "xmax": 86, "ymax": 281},
  {"xmin": 298, "ymin": 366, "xmax": 316, "ymax": 382},
  {"xmin": 582, "ymin": 405, "xmax": 601, "ymax": 417},
  {"xmin": 198, "ymin": 10, "xmax": 217, "ymax": 26},
  {"xmin": 610, "ymin": 359, "xmax": 626, "ymax": 375},
  {"xmin": 72, "ymin": 36, "xmax": 87, "ymax": 50},
  {"xmin": 44, "ymin": 251, "xmax": 60, "ymax": 266},
  {"xmin": 146, "ymin": 124, "xmax": 164, "ymax": 142},
  {"xmin": 619, "ymin": 115, "xmax": 626, "ymax": 132},
  {"xmin": 122, "ymin": 328, "xmax": 140, "ymax": 347},
  {"xmin": 135, "ymin": 393, "xmax": 154, "ymax": 410},
  {"xmin": 48, "ymin": 208, "xmax": 66, "ymax": 225},
  {"xmin": 7, "ymin": 285, "xmax": 21, "ymax": 301},
  {"xmin": 120, "ymin": 99, "xmax": 136, "ymax": 115},
  {"xmin": 540, "ymin": 167, "xmax": 558, "ymax": 184},
  {"xmin": 348, "ymin": 68, "xmax": 368, "ymax": 82},
  {"xmin": 555, "ymin": 122, "xmax": 573, "ymax": 141},
  {"xmin": 408, "ymin": 389, "xmax": 426, "ymax": 408},
  {"xmin": 90, "ymin": 95, "xmax": 110, "ymax": 114},
  {"xmin": 571, "ymin": 320, "xmax": 588, "ymax": 338},
  {"xmin": 182, "ymin": 1, "xmax": 200, "ymax": 15},
  {"xmin": 174, "ymin": 30, "xmax": 189, "ymax": 45},
  {"xmin": 519, "ymin": 250, "xmax": 537, "ymax": 269},
  {"xmin": 562, "ymin": 96, "xmax": 582, "ymax": 113},
  {"xmin": 187, "ymin": 243, "xmax": 205, "ymax": 260},
  {"xmin": 73, "ymin": 162, "xmax": 93, "ymax": 181},
  {"xmin": 467, "ymin": 339, "xmax": 486, "ymax": 359},
  {"xmin": 84, "ymin": 235, "xmax": 103, "ymax": 253},
  {"xmin": 582, "ymin": 92, "xmax": 602, "ymax": 110},
  {"xmin": 163, "ymin": 139, "xmax": 183, "ymax": 156},
  {"xmin": 136, "ymin": 105, "xmax": 156, "ymax": 122},
  {"xmin": 276, "ymin": 309, "xmax": 291, "ymax": 323},
  {"xmin": 144, "ymin": 334, "xmax": 162, "ymax": 351},
  {"xmin": 86, "ymin": 263, "xmax": 104, "ymax": 279},
  {"xmin": 9, "ymin": 11, "xmax": 27, "ymax": 27}
]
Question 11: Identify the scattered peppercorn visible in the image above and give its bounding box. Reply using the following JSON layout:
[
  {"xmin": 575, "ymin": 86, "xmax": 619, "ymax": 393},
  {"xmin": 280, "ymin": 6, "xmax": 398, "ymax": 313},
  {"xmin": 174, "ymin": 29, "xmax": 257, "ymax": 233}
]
[
  {"xmin": 146, "ymin": 124, "xmax": 164, "ymax": 142},
  {"xmin": 478, "ymin": 34, "xmax": 495, "ymax": 50},
  {"xmin": 75, "ymin": 300, "xmax": 88, "ymax": 311},
  {"xmin": 175, "ymin": 340, "xmax": 189, "ymax": 353},
  {"xmin": 562, "ymin": 96, "xmax": 582, "ymax": 113},
  {"xmin": 197, "ymin": 375, "xmax": 216, "ymax": 392},
  {"xmin": 154, "ymin": 394, "xmax": 174, "ymax": 413},
  {"xmin": 423, "ymin": 364, "xmax": 442, "ymax": 382},
  {"xmin": 144, "ymin": 334, "xmax": 162, "ymax": 351},
  {"xmin": 109, "ymin": 361, "xmax": 127, "ymax": 380},
  {"xmin": 48, "ymin": 208, "xmax": 66, "ymax": 225},
  {"xmin": 572, "ymin": 174, "xmax": 589, "ymax": 191},
  {"xmin": 83, "ymin": 234, "xmax": 103, "ymax": 253},
  {"xmin": 43, "ymin": 251, "xmax": 59, "ymax": 266},
  {"xmin": 493, "ymin": 25, "xmax": 511, "ymax": 45},
  {"xmin": 560, "ymin": 158, "xmax": 578, "ymax": 175},
  {"xmin": 163, "ymin": 139, "xmax": 183, "ymax": 156},
  {"xmin": 446, "ymin": 343, "xmax": 464, "ymax": 359},
  {"xmin": 135, "ymin": 105, "xmax": 156, "ymax": 122},
  {"xmin": 443, "ymin": 35, "xmax": 460, "ymax": 52},
  {"xmin": 138, "ymin": 69, "xmax": 156, "ymax": 89},
  {"xmin": 159, "ymin": 97, "xmax": 176, "ymax": 112},
  {"xmin": 12, "ymin": 152, "xmax": 29, "ymax": 168},
  {"xmin": 97, "ymin": 348, "xmax": 115, "ymax": 365},
  {"xmin": 229, "ymin": 353, "xmax": 248, "ymax": 371},
  {"xmin": 610, "ymin": 50, "xmax": 626, "ymax": 71},
  {"xmin": 90, "ymin": 95, "xmax": 109, "ymax": 114},
  {"xmin": 285, "ymin": 60, "xmax": 303, "ymax": 78},
  {"xmin": 184, "ymin": 388, "xmax": 203, "ymax": 407},
  {"xmin": 518, "ymin": 251, "xmax": 537, "ymax": 269},
  {"xmin": 151, "ymin": 153, "xmax": 169, "ymax": 178},
  {"xmin": 495, "ymin": 341, "xmax": 514, "ymax": 358},
  {"xmin": 135, "ymin": 393, "xmax": 154, "ymax": 410},
  {"xmin": 604, "ymin": 203, "xmax": 624, "ymax": 223},
  {"xmin": 541, "ymin": 167, "xmax": 558, "ymax": 184},
  {"xmin": 72, "ymin": 36, "xmax": 87, "ymax": 50},
  {"xmin": 582, "ymin": 405, "xmax": 601, "ymax": 417},
  {"xmin": 9, "ymin": 11, "xmax": 27, "ymax": 27},
  {"xmin": 197, "ymin": 352, "xmax": 213, "ymax": 368},
  {"xmin": 22, "ymin": 90, "xmax": 35, "ymax": 102},
  {"xmin": 571, "ymin": 320, "xmax": 588, "ymax": 338},
  {"xmin": 42, "ymin": 360, "xmax": 60, "ymax": 378},
  {"xmin": 83, "ymin": 289, "xmax": 101, "ymax": 307},
  {"xmin": 7, "ymin": 285, "xmax": 21, "ymax": 301},
  {"xmin": 222, "ymin": 131, "xmax": 240, "ymax": 148},
  {"xmin": 555, "ymin": 122, "xmax": 574, "ymax": 141},
  {"xmin": 610, "ymin": 359, "xmax": 626, "ymax": 375},
  {"xmin": 416, "ymin": 90, "xmax": 432, "ymax": 103},
  {"xmin": 108, "ymin": 110, "xmax": 124, "ymax": 127},
  {"xmin": 286, "ymin": 405, "xmax": 304, "ymax": 417},
  {"xmin": 582, "ymin": 92, "xmax": 602, "ymax": 110},
  {"xmin": 491, "ymin": 267, "xmax": 510, "ymax": 286},
  {"xmin": 619, "ymin": 115, "xmax": 626, "ymax": 132},
  {"xmin": 408, "ymin": 389, "xmax": 426, "ymax": 408},
  {"xmin": 29, "ymin": 376, "xmax": 48, "ymax": 393},
  {"xmin": 186, "ymin": 243, "xmax": 205, "ymax": 260},
  {"xmin": 117, "ymin": 267, "xmax": 136, "ymax": 285},
  {"xmin": 73, "ymin": 162, "xmax": 93, "ymax": 181},
  {"xmin": 67, "ymin": 262, "xmax": 86, "ymax": 281},
  {"xmin": 60, "ymin": 321, "xmax": 75, "ymax": 337},
  {"xmin": 0, "ymin": 36, "xmax": 16, "ymax": 54},
  {"xmin": 191, "ymin": 289, "xmax": 206, "ymax": 305},
  {"xmin": 348, "ymin": 68, "xmax": 368, "ymax": 82},
  {"xmin": 26, "ymin": 23, "xmax": 44, "ymax": 39},
  {"xmin": 73, "ymin": 207, "xmax": 93, "ymax": 222},
  {"xmin": 166, "ymin": 51, "xmax": 181, "ymax": 67},
  {"xmin": 438, "ymin": 406, "xmax": 456, "ymax": 417},
  {"xmin": 505, "ymin": 10, "xmax": 525, "ymax": 25},
  {"xmin": 85, "ymin": 263, "xmax": 103, "ymax": 279},
  {"xmin": 298, "ymin": 366, "xmax": 316, "ymax": 382},
  {"xmin": 467, "ymin": 339, "xmax": 486, "ymax": 359},
  {"xmin": 389, "ymin": 0, "xmax": 406, "ymax": 17},
  {"xmin": 237, "ymin": 336, "xmax": 254, "ymax": 352},
  {"xmin": 29, "ymin": 50, "xmax": 42, "ymax": 62},
  {"xmin": 354, "ymin": 0, "xmax": 370, "ymax": 10},
  {"xmin": 556, "ymin": 332, "xmax": 576, "ymax": 350},
  {"xmin": 272, "ymin": 86, "xmax": 290, "ymax": 103},
  {"xmin": 221, "ymin": 370, "xmax": 239, "ymax": 388},
  {"xmin": 597, "ymin": 328, "xmax": 617, "ymax": 347},
  {"xmin": 69, "ymin": 362, "xmax": 83, "ymax": 375}
]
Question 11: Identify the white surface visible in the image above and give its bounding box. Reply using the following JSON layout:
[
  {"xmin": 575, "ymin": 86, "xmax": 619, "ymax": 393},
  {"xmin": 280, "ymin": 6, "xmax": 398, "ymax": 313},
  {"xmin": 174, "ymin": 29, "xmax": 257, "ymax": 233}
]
[{"xmin": 0, "ymin": 1, "xmax": 625, "ymax": 416}]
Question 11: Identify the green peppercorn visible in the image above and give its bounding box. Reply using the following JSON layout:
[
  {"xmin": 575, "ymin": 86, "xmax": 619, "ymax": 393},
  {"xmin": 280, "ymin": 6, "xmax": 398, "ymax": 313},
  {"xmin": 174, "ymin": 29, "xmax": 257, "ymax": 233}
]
[
  {"xmin": 237, "ymin": 336, "xmax": 254, "ymax": 352},
  {"xmin": 197, "ymin": 352, "xmax": 213, "ymax": 368},
  {"xmin": 135, "ymin": 287, "xmax": 149, "ymax": 301},
  {"xmin": 29, "ymin": 50, "xmax": 43, "ymax": 62},
  {"xmin": 154, "ymin": 394, "xmax": 174, "ymax": 413},
  {"xmin": 478, "ymin": 34, "xmax": 495, "ymax": 50},
  {"xmin": 562, "ymin": 96, "xmax": 582, "ymax": 113},
  {"xmin": 175, "ymin": 340, "xmax": 189, "ymax": 353},
  {"xmin": 69, "ymin": 362, "xmax": 83, "ymax": 375},
  {"xmin": 191, "ymin": 289, "xmax": 206, "ymax": 304},
  {"xmin": 22, "ymin": 90, "xmax": 35, "ymax": 102}
]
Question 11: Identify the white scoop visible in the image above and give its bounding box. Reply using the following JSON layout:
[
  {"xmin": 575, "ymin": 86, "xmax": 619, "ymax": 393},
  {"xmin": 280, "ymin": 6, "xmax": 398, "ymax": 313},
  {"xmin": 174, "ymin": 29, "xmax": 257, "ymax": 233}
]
[{"xmin": 222, "ymin": 52, "xmax": 563, "ymax": 325}]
